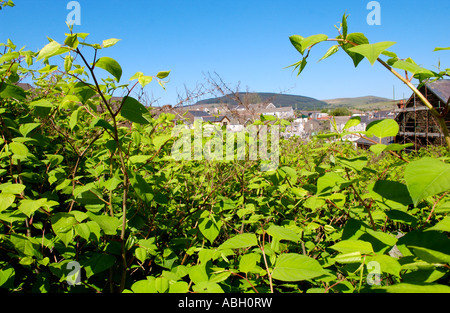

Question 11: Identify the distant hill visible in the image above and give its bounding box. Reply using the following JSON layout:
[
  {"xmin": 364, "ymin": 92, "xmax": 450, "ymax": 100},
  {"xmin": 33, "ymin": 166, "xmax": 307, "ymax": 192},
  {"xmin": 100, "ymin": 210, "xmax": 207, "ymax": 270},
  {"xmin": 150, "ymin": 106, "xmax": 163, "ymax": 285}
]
[
  {"xmin": 322, "ymin": 96, "xmax": 395, "ymax": 108},
  {"xmin": 192, "ymin": 92, "xmax": 329, "ymax": 111}
]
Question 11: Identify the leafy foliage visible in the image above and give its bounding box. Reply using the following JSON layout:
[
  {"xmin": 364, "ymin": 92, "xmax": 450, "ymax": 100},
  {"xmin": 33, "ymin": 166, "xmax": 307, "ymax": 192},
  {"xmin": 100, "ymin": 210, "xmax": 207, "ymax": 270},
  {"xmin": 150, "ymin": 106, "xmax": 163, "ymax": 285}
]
[{"xmin": 1, "ymin": 7, "xmax": 450, "ymax": 294}]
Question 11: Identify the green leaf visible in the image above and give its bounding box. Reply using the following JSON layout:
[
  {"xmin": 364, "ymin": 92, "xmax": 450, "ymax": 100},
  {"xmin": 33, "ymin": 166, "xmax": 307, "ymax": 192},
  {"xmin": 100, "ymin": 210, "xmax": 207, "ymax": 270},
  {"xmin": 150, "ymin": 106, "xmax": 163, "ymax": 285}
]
[
  {"xmin": 8, "ymin": 234, "xmax": 42, "ymax": 258},
  {"xmin": 102, "ymin": 38, "xmax": 121, "ymax": 48},
  {"xmin": 367, "ymin": 255, "xmax": 401, "ymax": 277},
  {"xmin": 95, "ymin": 56, "xmax": 122, "ymax": 82},
  {"xmin": 334, "ymin": 252, "xmax": 362, "ymax": 264},
  {"xmin": 330, "ymin": 240, "xmax": 374, "ymax": 254},
  {"xmin": 19, "ymin": 123, "xmax": 40, "ymax": 137},
  {"xmin": 218, "ymin": 233, "xmax": 258, "ymax": 250},
  {"xmin": 9, "ymin": 141, "xmax": 28, "ymax": 157},
  {"xmin": 192, "ymin": 281, "xmax": 224, "ymax": 293},
  {"xmin": 348, "ymin": 41, "xmax": 396, "ymax": 65},
  {"xmin": 317, "ymin": 172, "xmax": 346, "ymax": 195},
  {"xmin": 366, "ymin": 119, "xmax": 399, "ymax": 138},
  {"xmin": 272, "ymin": 253, "xmax": 327, "ymax": 282},
  {"xmin": 0, "ymin": 193, "xmax": 15, "ymax": 212},
  {"xmin": 409, "ymin": 246, "xmax": 450, "ymax": 264},
  {"xmin": 199, "ymin": 213, "xmax": 221, "ymax": 244},
  {"xmin": 64, "ymin": 34, "xmax": 79, "ymax": 49},
  {"xmin": 0, "ymin": 266, "xmax": 15, "ymax": 289},
  {"xmin": 135, "ymin": 247, "xmax": 148, "ymax": 263},
  {"xmin": 341, "ymin": 13, "xmax": 348, "ymax": 39},
  {"xmin": 384, "ymin": 143, "xmax": 414, "ymax": 152},
  {"xmin": 0, "ymin": 83, "xmax": 26, "ymax": 100},
  {"xmin": 370, "ymin": 180, "xmax": 413, "ymax": 209},
  {"xmin": 64, "ymin": 54, "xmax": 73, "ymax": 72},
  {"xmin": 90, "ymin": 117, "xmax": 115, "ymax": 133},
  {"xmin": 370, "ymin": 143, "xmax": 387, "ymax": 155},
  {"xmin": 239, "ymin": 253, "xmax": 261, "ymax": 273},
  {"xmin": 426, "ymin": 216, "xmax": 450, "ymax": 232},
  {"xmin": 290, "ymin": 34, "xmax": 328, "ymax": 55},
  {"xmin": 51, "ymin": 213, "xmax": 77, "ymax": 234},
  {"xmin": 83, "ymin": 253, "xmax": 116, "ymax": 278},
  {"xmin": 74, "ymin": 223, "xmax": 91, "ymax": 241},
  {"xmin": 131, "ymin": 278, "xmax": 157, "ymax": 293},
  {"xmin": 289, "ymin": 35, "xmax": 304, "ymax": 54},
  {"xmin": 129, "ymin": 172, "xmax": 154, "ymax": 203},
  {"xmin": 266, "ymin": 225, "xmax": 301, "ymax": 242},
  {"xmin": 392, "ymin": 60, "xmax": 434, "ymax": 76},
  {"xmin": 318, "ymin": 45, "xmax": 339, "ymax": 62},
  {"xmin": 374, "ymin": 283, "xmax": 450, "ymax": 293},
  {"xmin": 18, "ymin": 198, "xmax": 48, "ymax": 218},
  {"xmin": 169, "ymin": 281, "xmax": 189, "ymax": 293},
  {"xmin": 36, "ymin": 40, "xmax": 62, "ymax": 61},
  {"xmin": 336, "ymin": 156, "xmax": 368, "ymax": 172},
  {"xmin": 120, "ymin": 96, "xmax": 150, "ymax": 124},
  {"xmin": 0, "ymin": 183, "xmax": 25, "ymax": 194},
  {"xmin": 69, "ymin": 108, "xmax": 79, "ymax": 130},
  {"xmin": 340, "ymin": 33, "xmax": 369, "ymax": 67},
  {"xmin": 86, "ymin": 212, "xmax": 121, "ymax": 235},
  {"xmin": 405, "ymin": 157, "xmax": 450, "ymax": 206},
  {"xmin": 156, "ymin": 71, "xmax": 170, "ymax": 79},
  {"xmin": 434, "ymin": 47, "xmax": 450, "ymax": 51},
  {"xmin": 343, "ymin": 116, "xmax": 361, "ymax": 130}
]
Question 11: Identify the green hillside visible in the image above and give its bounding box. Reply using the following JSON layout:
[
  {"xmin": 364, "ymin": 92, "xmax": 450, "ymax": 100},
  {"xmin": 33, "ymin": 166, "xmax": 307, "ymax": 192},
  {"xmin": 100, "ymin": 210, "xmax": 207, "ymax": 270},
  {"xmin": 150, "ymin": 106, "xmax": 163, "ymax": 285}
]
[{"xmin": 193, "ymin": 92, "xmax": 329, "ymax": 111}]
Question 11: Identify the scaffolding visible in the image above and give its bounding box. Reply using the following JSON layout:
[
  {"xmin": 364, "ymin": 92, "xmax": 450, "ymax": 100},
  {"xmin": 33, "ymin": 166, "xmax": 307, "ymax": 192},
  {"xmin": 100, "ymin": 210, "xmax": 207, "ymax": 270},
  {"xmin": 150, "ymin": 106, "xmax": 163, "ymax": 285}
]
[{"xmin": 394, "ymin": 80, "xmax": 450, "ymax": 151}]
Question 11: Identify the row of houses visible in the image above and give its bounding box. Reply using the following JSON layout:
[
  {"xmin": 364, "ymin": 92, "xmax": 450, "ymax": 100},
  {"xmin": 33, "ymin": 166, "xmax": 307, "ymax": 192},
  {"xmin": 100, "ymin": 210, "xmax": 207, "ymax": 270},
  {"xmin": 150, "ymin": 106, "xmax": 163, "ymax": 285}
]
[{"xmin": 148, "ymin": 79, "xmax": 450, "ymax": 151}]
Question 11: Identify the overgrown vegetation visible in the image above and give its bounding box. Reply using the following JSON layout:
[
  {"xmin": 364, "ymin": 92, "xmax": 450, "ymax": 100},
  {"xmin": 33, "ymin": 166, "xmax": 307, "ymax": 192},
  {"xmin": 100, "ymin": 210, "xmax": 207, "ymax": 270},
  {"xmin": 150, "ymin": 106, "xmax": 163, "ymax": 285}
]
[{"xmin": 1, "ymin": 5, "xmax": 450, "ymax": 293}]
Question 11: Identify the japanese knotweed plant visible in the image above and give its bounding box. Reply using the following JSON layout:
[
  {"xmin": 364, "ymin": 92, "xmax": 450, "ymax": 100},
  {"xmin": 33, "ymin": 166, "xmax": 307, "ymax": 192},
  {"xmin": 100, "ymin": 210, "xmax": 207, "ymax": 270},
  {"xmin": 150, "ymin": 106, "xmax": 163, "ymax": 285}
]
[{"xmin": 1, "ymin": 5, "xmax": 450, "ymax": 294}]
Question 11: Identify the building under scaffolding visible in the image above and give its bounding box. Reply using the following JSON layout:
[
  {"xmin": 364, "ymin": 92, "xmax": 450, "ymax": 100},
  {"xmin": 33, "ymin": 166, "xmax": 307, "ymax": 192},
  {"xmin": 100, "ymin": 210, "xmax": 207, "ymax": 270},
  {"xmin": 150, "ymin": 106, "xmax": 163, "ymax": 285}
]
[{"xmin": 394, "ymin": 79, "xmax": 450, "ymax": 150}]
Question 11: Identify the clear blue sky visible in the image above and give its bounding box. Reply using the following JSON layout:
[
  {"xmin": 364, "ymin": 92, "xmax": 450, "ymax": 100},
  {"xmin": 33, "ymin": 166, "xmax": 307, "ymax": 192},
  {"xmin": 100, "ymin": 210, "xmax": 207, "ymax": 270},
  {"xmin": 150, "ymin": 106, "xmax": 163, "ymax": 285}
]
[{"xmin": 1, "ymin": 0, "xmax": 449, "ymax": 106}]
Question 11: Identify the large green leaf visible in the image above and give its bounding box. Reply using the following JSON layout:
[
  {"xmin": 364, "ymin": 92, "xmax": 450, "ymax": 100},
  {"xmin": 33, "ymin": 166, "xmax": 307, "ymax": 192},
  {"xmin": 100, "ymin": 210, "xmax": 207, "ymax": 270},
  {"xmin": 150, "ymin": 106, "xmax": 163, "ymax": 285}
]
[
  {"xmin": 392, "ymin": 60, "xmax": 434, "ymax": 76},
  {"xmin": 19, "ymin": 199, "xmax": 48, "ymax": 218},
  {"xmin": 405, "ymin": 157, "xmax": 450, "ymax": 206},
  {"xmin": 266, "ymin": 225, "xmax": 301, "ymax": 242},
  {"xmin": 198, "ymin": 213, "xmax": 221, "ymax": 244},
  {"xmin": 0, "ymin": 83, "xmax": 26, "ymax": 100},
  {"xmin": 370, "ymin": 180, "xmax": 413, "ymax": 210},
  {"xmin": 340, "ymin": 33, "xmax": 370, "ymax": 67},
  {"xmin": 218, "ymin": 233, "xmax": 257, "ymax": 250},
  {"xmin": 316, "ymin": 172, "xmax": 346, "ymax": 195},
  {"xmin": 95, "ymin": 56, "xmax": 122, "ymax": 82},
  {"xmin": 336, "ymin": 156, "xmax": 368, "ymax": 172},
  {"xmin": 82, "ymin": 253, "xmax": 116, "ymax": 278},
  {"xmin": 120, "ymin": 96, "xmax": 151, "ymax": 124},
  {"xmin": 348, "ymin": 41, "xmax": 396, "ymax": 65},
  {"xmin": 36, "ymin": 40, "xmax": 62, "ymax": 61},
  {"xmin": 409, "ymin": 246, "xmax": 450, "ymax": 264},
  {"xmin": 289, "ymin": 34, "xmax": 328, "ymax": 55},
  {"xmin": 86, "ymin": 212, "xmax": 121, "ymax": 235},
  {"xmin": 0, "ymin": 193, "xmax": 15, "ymax": 212},
  {"xmin": 129, "ymin": 172, "xmax": 154, "ymax": 203},
  {"xmin": 426, "ymin": 216, "xmax": 450, "ymax": 232},
  {"xmin": 343, "ymin": 116, "xmax": 361, "ymax": 130},
  {"xmin": 366, "ymin": 119, "xmax": 399, "ymax": 139},
  {"xmin": 330, "ymin": 239, "xmax": 374, "ymax": 254},
  {"xmin": 239, "ymin": 253, "xmax": 261, "ymax": 273},
  {"xmin": 272, "ymin": 253, "xmax": 327, "ymax": 282},
  {"xmin": 0, "ymin": 266, "xmax": 15, "ymax": 289}
]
